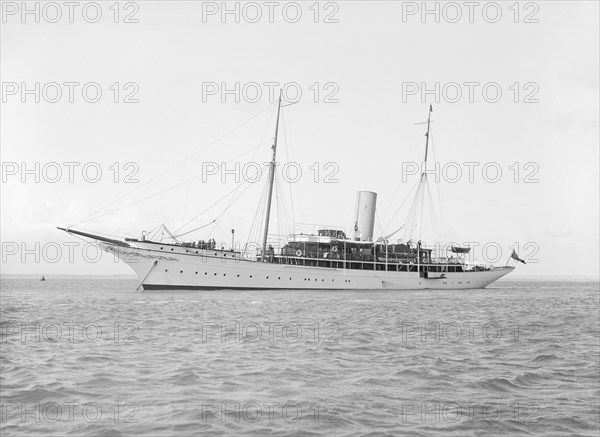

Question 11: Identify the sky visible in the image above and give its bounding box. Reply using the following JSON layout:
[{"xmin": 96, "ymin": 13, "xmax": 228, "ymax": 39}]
[{"xmin": 1, "ymin": 0, "xmax": 599, "ymax": 279}]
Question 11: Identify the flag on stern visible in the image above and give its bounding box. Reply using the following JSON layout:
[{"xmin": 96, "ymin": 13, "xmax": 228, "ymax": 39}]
[{"xmin": 510, "ymin": 249, "xmax": 526, "ymax": 264}]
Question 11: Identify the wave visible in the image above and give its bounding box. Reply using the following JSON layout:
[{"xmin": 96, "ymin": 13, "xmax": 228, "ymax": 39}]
[
  {"xmin": 476, "ymin": 377, "xmax": 521, "ymax": 392},
  {"xmin": 171, "ymin": 369, "xmax": 201, "ymax": 385},
  {"xmin": 531, "ymin": 354, "xmax": 558, "ymax": 362},
  {"xmin": 513, "ymin": 372, "xmax": 546, "ymax": 385}
]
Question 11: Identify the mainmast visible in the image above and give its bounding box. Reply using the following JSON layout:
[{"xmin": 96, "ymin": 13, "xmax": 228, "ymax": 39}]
[
  {"xmin": 404, "ymin": 104, "xmax": 434, "ymax": 244},
  {"xmin": 422, "ymin": 104, "xmax": 433, "ymax": 181},
  {"xmin": 261, "ymin": 91, "xmax": 283, "ymax": 260}
]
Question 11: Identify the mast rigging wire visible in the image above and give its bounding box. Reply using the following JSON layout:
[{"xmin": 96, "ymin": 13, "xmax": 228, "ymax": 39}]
[{"xmin": 68, "ymin": 103, "xmax": 273, "ymax": 228}]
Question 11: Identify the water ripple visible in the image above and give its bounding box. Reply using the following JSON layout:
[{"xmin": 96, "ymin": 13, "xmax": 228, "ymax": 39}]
[{"xmin": 1, "ymin": 278, "xmax": 598, "ymax": 436}]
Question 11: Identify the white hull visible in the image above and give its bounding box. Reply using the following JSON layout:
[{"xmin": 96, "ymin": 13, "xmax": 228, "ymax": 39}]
[{"xmin": 102, "ymin": 241, "xmax": 514, "ymax": 290}]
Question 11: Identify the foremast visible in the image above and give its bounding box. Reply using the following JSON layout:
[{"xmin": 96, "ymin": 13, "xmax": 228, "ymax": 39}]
[{"xmin": 261, "ymin": 92, "xmax": 283, "ymax": 260}]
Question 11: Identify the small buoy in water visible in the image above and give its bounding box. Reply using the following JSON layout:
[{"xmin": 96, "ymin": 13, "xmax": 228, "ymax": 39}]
[{"xmin": 40, "ymin": 275, "xmax": 46, "ymax": 281}]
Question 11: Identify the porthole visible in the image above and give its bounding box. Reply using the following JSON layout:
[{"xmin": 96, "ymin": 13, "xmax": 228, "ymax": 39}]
[
  {"xmin": 195, "ymin": 272, "xmax": 198, "ymax": 274},
  {"xmin": 165, "ymin": 269, "xmax": 168, "ymax": 272},
  {"xmin": 237, "ymin": 274, "xmax": 240, "ymax": 277},
  {"xmin": 160, "ymin": 247, "xmax": 164, "ymax": 250},
  {"xmin": 223, "ymin": 274, "xmax": 226, "ymax": 276},
  {"xmin": 204, "ymin": 272, "xmax": 207, "ymax": 275},
  {"xmin": 266, "ymin": 276, "xmax": 269, "ymax": 279},
  {"xmin": 278, "ymin": 277, "xmax": 280, "ymax": 280},
  {"xmin": 180, "ymin": 270, "xmax": 183, "ymax": 273},
  {"xmin": 250, "ymin": 275, "xmax": 253, "ymax": 278},
  {"xmin": 214, "ymin": 273, "xmax": 217, "ymax": 276},
  {"xmin": 171, "ymin": 248, "xmax": 174, "ymax": 251}
]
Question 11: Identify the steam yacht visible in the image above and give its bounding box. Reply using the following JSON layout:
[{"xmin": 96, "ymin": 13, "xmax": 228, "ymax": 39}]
[{"xmin": 59, "ymin": 100, "xmax": 517, "ymax": 290}]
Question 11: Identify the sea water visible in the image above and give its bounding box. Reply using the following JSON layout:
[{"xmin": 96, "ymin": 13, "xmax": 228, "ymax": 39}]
[{"xmin": 1, "ymin": 277, "xmax": 599, "ymax": 436}]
